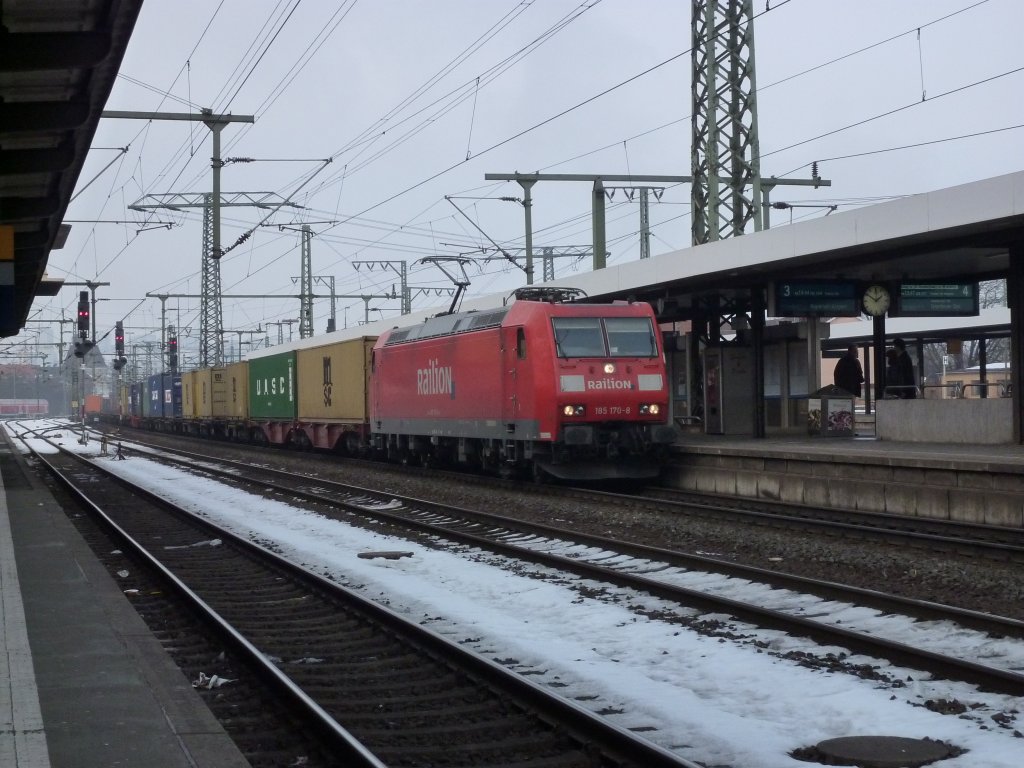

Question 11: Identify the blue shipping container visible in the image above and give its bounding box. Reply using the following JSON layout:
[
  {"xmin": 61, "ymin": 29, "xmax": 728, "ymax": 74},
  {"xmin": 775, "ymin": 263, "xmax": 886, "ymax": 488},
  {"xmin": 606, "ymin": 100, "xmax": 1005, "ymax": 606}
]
[
  {"xmin": 162, "ymin": 373, "xmax": 183, "ymax": 418},
  {"xmin": 144, "ymin": 374, "xmax": 162, "ymax": 418},
  {"xmin": 129, "ymin": 381, "xmax": 143, "ymax": 418}
]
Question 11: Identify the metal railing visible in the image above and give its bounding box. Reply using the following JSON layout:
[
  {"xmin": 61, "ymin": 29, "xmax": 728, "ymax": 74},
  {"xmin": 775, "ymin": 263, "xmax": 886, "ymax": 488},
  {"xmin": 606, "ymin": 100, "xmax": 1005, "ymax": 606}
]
[
  {"xmin": 882, "ymin": 385, "xmax": 921, "ymax": 399},
  {"xmin": 911, "ymin": 382, "xmax": 1012, "ymax": 399},
  {"xmin": 959, "ymin": 381, "xmax": 1010, "ymax": 398},
  {"xmin": 920, "ymin": 382, "xmax": 962, "ymax": 399}
]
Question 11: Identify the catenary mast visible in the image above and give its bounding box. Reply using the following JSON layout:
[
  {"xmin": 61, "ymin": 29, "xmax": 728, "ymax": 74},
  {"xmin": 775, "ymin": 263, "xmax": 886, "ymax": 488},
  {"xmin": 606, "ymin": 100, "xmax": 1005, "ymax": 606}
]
[{"xmin": 691, "ymin": 0, "xmax": 762, "ymax": 244}]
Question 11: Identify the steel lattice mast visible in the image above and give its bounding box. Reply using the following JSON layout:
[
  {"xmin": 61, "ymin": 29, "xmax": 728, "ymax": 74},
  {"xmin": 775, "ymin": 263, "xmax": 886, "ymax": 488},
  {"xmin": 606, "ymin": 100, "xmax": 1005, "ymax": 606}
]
[
  {"xmin": 199, "ymin": 194, "xmax": 221, "ymax": 365},
  {"xmin": 131, "ymin": 192, "xmax": 295, "ymax": 366},
  {"xmin": 298, "ymin": 224, "xmax": 313, "ymax": 338},
  {"xmin": 691, "ymin": 0, "xmax": 762, "ymax": 245}
]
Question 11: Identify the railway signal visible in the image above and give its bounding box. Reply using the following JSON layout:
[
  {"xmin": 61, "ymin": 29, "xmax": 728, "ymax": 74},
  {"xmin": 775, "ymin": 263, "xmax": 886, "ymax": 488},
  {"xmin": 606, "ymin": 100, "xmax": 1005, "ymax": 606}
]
[
  {"xmin": 76, "ymin": 291, "xmax": 90, "ymax": 335},
  {"xmin": 113, "ymin": 321, "xmax": 128, "ymax": 370}
]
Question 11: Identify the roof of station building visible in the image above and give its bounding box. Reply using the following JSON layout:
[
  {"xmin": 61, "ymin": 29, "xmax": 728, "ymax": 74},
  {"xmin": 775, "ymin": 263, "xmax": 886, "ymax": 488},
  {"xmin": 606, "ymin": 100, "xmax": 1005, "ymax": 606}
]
[{"xmin": 248, "ymin": 170, "xmax": 1024, "ymax": 360}]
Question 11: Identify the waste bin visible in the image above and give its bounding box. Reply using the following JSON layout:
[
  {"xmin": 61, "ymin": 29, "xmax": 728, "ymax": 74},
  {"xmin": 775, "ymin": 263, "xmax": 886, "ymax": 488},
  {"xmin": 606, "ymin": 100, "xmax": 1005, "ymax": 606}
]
[{"xmin": 807, "ymin": 384, "xmax": 855, "ymax": 437}]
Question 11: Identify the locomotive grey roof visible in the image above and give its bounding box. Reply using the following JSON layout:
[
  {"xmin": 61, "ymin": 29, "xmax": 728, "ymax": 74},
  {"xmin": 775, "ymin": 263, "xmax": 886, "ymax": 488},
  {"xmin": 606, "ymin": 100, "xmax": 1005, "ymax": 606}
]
[{"xmin": 383, "ymin": 308, "xmax": 510, "ymax": 346}]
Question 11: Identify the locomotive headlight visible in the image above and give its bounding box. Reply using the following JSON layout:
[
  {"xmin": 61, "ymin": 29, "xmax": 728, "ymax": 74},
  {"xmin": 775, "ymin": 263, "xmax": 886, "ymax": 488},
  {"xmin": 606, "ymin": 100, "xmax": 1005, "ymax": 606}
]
[
  {"xmin": 639, "ymin": 403, "xmax": 661, "ymax": 415},
  {"xmin": 604, "ymin": 363, "xmax": 616, "ymax": 374},
  {"xmin": 562, "ymin": 404, "xmax": 585, "ymax": 416}
]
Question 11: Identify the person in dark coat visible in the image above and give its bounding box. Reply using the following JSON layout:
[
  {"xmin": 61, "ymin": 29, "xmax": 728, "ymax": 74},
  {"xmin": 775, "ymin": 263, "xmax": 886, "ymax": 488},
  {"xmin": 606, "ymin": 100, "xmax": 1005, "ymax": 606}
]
[
  {"xmin": 893, "ymin": 337, "xmax": 916, "ymax": 398},
  {"xmin": 833, "ymin": 344, "xmax": 864, "ymax": 397}
]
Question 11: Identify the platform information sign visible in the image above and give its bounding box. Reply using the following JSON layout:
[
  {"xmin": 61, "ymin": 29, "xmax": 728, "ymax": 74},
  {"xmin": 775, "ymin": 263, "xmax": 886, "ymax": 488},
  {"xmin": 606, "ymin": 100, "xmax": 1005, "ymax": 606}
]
[
  {"xmin": 895, "ymin": 282, "xmax": 978, "ymax": 316},
  {"xmin": 772, "ymin": 280, "xmax": 859, "ymax": 317}
]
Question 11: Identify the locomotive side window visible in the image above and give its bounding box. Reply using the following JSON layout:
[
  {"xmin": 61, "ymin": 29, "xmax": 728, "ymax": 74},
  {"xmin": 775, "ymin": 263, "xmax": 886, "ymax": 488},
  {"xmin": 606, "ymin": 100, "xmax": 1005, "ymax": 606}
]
[
  {"xmin": 605, "ymin": 317, "xmax": 657, "ymax": 357},
  {"xmin": 517, "ymin": 328, "xmax": 527, "ymax": 359},
  {"xmin": 552, "ymin": 318, "xmax": 605, "ymax": 357}
]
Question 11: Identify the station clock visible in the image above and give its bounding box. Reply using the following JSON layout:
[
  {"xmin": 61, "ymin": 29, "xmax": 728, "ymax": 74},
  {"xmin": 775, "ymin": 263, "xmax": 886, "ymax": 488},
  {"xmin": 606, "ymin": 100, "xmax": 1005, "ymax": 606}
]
[{"xmin": 861, "ymin": 284, "xmax": 891, "ymax": 317}]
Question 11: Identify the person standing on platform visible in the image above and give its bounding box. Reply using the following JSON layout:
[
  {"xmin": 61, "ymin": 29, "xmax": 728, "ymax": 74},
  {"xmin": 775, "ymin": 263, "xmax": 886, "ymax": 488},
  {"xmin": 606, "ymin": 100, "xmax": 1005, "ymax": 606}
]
[
  {"xmin": 893, "ymin": 337, "xmax": 917, "ymax": 398},
  {"xmin": 833, "ymin": 344, "xmax": 864, "ymax": 398},
  {"xmin": 884, "ymin": 348, "xmax": 901, "ymax": 397}
]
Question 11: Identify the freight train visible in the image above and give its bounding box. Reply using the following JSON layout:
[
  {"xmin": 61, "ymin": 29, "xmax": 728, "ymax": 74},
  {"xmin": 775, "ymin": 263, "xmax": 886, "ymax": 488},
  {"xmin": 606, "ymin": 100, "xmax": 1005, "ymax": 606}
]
[{"xmin": 110, "ymin": 289, "xmax": 676, "ymax": 480}]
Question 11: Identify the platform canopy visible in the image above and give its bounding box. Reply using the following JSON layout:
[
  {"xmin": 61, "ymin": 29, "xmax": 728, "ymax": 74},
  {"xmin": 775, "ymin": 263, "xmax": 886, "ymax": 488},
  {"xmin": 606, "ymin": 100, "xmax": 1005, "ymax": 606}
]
[
  {"xmin": 0, "ymin": 0, "xmax": 143, "ymax": 338},
  {"xmin": 542, "ymin": 170, "xmax": 1024, "ymax": 318}
]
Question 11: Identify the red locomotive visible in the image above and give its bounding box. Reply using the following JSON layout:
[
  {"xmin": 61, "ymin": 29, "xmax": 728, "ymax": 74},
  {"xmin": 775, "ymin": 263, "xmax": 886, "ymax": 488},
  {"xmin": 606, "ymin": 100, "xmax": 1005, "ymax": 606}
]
[{"xmin": 370, "ymin": 288, "xmax": 675, "ymax": 480}]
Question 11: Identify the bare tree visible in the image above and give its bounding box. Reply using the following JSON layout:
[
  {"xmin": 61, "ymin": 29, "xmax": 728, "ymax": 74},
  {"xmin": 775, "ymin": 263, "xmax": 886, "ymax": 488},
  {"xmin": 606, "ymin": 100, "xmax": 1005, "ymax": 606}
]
[{"xmin": 921, "ymin": 279, "xmax": 1007, "ymax": 383}]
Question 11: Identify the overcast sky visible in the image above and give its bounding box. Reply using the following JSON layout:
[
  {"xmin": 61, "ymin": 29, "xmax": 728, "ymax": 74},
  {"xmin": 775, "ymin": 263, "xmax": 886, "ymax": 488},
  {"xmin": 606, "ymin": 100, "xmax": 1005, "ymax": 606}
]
[{"xmin": 26, "ymin": 0, "xmax": 1024, "ymax": 363}]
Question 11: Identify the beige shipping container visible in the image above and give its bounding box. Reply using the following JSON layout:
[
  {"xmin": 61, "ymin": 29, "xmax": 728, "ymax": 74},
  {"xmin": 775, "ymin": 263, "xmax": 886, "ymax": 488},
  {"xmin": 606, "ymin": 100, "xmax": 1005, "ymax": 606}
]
[
  {"xmin": 181, "ymin": 371, "xmax": 199, "ymax": 419},
  {"xmin": 225, "ymin": 361, "xmax": 249, "ymax": 419},
  {"xmin": 296, "ymin": 337, "xmax": 375, "ymax": 422},
  {"xmin": 194, "ymin": 367, "xmax": 227, "ymax": 419}
]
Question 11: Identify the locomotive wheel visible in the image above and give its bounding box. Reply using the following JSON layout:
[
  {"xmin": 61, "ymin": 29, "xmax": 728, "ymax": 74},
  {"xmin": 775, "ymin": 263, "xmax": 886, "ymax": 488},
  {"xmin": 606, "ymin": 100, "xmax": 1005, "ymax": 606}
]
[{"xmin": 530, "ymin": 461, "xmax": 549, "ymax": 485}]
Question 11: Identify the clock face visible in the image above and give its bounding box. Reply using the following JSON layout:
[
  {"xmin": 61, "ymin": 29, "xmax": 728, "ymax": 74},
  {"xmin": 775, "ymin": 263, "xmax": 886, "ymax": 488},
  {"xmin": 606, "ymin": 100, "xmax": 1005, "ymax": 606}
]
[{"xmin": 862, "ymin": 285, "xmax": 890, "ymax": 316}]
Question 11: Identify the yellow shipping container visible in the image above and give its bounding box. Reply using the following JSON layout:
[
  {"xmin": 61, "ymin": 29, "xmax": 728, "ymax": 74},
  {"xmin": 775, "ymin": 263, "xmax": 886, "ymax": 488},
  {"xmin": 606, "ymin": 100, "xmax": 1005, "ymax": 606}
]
[
  {"xmin": 224, "ymin": 361, "xmax": 249, "ymax": 420},
  {"xmin": 181, "ymin": 370, "xmax": 199, "ymax": 419},
  {"xmin": 194, "ymin": 367, "xmax": 227, "ymax": 419},
  {"xmin": 296, "ymin": 337, "xmax": 375, "ymax": 422},
  {"xmin": 118, "ymin": 383, "xmax": 130, "ymax": 418}
]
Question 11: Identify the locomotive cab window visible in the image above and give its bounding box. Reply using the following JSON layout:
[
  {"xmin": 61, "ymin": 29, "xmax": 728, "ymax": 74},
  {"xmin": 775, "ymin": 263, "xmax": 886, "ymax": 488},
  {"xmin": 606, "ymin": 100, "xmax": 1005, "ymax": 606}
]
[
  {"xmin": 605, "ymin": 317, "xmax": 657, "ymax": 357},
  {"xmin": 552, "ymin": 316, "xmax": 657, "ymax": 358},
  {"xmin": 552, "ymin": 318, "xmax": 605, "ymax": 357},
  {"xmin": 516, "ymin": 328, "xmax": 527, "ymax": 359}
]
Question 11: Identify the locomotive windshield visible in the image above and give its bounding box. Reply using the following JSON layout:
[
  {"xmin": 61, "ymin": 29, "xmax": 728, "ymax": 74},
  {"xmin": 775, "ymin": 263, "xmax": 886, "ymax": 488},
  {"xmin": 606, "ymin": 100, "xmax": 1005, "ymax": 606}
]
[
  {"xmin": 552, "ymin": 316, "xmax": 657, "ymax": 358},
  {"xmin": 605, "ymin": 317, "xmax": 658, "ymax": 356}
]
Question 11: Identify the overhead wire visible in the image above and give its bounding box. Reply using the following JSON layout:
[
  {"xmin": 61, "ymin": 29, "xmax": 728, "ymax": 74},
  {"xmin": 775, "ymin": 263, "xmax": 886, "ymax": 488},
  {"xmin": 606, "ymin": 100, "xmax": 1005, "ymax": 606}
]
[
  {"xmin": 765, "ymin": 66, "xmax": 1024, "ymax": 164},
  {"xmin": 86, "ymin": 0, "xmax": 1014, "ymax": 333},
  {"xmin": 779, "ymin": 123, "xmax": 1024, "ymax": 178},
  {"xmin": 153, "ymin": 1, "xmax": 601, "ymax": 318}
]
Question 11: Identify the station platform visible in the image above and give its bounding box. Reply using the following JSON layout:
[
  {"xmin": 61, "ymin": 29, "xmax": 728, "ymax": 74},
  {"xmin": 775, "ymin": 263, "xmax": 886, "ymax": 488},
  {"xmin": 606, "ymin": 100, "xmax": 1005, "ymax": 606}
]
[
  {"xmin": 0, "ymin": 431, "xmax": 248, "ymax": 768},
  {"xmin": 668, "ymin": 429, "xmax": 1024, "ymax": 526}
]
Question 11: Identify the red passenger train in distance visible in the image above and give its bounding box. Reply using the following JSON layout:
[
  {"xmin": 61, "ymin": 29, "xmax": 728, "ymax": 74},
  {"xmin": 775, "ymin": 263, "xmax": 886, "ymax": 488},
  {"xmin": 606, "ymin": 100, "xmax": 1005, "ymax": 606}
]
[{"xmin": 370, "ymin": 287, "xmax": 676, "ymax": 481}]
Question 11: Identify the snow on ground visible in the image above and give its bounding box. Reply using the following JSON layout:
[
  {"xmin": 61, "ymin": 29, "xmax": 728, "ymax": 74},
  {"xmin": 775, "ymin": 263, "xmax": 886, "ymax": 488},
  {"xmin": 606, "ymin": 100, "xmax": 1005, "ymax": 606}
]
[{"xmin": 9, "ymin": 420, "xmax": 1024, "ymax": 767}]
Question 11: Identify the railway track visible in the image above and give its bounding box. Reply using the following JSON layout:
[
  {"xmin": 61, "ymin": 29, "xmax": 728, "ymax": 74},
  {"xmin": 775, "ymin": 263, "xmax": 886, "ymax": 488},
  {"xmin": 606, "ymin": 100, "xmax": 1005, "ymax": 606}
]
[
  {"xmin": 82, "ymin": 431, "xmax": 1024, "ymax": 698},
  {"xmin": 633, "ymin": 484, "xmax": 1024, "ymax": 560},
  {"xmin": 13, "ymin": 426, "xmax": 696, "ymax": 768},
  {"xmin": 94, "ymin": 423, "xmax": 1024, "ymax": 563}
]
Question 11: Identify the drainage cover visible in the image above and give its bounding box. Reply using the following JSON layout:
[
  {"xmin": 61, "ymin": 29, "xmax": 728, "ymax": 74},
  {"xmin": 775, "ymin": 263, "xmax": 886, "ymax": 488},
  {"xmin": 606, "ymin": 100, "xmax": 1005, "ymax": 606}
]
[{"xmin": 814, "ymin": 736, "xmax": 955, "ymax": 767}]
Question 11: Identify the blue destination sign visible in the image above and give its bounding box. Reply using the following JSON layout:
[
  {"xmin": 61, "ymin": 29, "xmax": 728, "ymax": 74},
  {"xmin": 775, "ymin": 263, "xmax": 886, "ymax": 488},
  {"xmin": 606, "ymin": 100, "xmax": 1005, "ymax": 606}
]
[
  {"xmin": 895, "ymin": 282, "xmax": 978, "ymax": 317},
  {"xmin": 773, "ymin": 280, "xmax": 859, "ymax": 317}
]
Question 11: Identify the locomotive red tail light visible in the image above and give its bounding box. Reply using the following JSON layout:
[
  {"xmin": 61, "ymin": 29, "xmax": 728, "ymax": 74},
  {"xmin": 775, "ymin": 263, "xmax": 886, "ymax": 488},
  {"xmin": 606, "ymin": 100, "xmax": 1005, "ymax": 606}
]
[{"xmin": 562, "ymin": 404, "xmax": 586, "ymax": 417}]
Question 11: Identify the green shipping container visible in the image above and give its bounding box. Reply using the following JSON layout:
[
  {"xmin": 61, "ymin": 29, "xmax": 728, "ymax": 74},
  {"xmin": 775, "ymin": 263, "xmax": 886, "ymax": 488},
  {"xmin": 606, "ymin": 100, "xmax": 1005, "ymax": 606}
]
[{"xmin": 248, "ymin": 352, "xmax": 297, "ymax": 419}]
